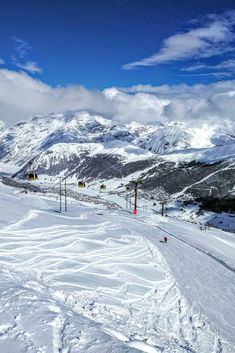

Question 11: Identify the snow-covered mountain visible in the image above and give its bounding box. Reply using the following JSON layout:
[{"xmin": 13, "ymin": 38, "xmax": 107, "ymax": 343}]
[
  {"xmin": 135, "ymin": 124, "xmax": 191, "ymax": 153},
  {"xmin": 0, "ymin": 110, "xmax": 234, "ymax": 164},
  {"xmin": 0, "ymin": 111, "xmax": 234, "ymax": 209},
  {"xmin": 0, "ymin": 112, "xmax": 134, "ymax": 165}
]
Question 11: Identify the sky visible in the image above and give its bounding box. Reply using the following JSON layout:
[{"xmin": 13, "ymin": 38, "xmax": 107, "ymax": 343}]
[{"xmin": 1, "ymin": 0, "xmax": 235, "ymax": 126}]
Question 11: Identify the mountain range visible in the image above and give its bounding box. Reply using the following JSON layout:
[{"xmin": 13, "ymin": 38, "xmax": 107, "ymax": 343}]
[{"xmin": 0, "ymin": 111, "xmax": 234, "ymax": 211}]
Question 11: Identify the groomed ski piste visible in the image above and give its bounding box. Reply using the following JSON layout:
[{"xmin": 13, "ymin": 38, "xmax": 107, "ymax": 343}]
[{"xmin": 0, "ymin": 171, "xmax": 234, "ymax": 352}]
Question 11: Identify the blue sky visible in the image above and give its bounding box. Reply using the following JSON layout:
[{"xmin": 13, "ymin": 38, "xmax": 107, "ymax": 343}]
[{"xmin": 1, "ymin": 0, "xmax": 235, "ymax": 88}]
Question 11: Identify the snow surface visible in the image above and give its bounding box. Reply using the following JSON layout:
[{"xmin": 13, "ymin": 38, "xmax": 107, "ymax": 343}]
[
  {"xmin": 0, "ymin": 176, "xmax": 234, "ymax": 352},
  {"xmin": 163, "ymin": 144, "xmax": 235, "ymax": 163}
]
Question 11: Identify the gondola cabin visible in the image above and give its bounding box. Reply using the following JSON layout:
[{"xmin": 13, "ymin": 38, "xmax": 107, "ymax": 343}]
[
  {"xmin": 100, "ymin": 184, "xmax": 106, "ymax": 191},
  {"xmin": 78, "ymin": 181, "xmax": 86, "ymax": 188},
  {"xmin": 28, "ymin": 173, "xmax": 38, "ymax": 181}
]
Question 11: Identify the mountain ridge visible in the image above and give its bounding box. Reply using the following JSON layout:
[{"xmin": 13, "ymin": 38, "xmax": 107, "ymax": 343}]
[
  {"xmin": 0, "ymin": 111, "xmax": 234, "ymax": 210},
  {"xmin": 0, "ymin": 110, "xmax": 234, "ymax": 165}
]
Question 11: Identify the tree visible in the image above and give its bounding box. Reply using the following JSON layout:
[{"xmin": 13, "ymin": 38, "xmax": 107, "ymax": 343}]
[
  {"xmin": 154, "ymin": 187, "xmax": 171, "ymax": 216},
  {"xmin": 177, "ymin": 192, "xmax": 195, "ymax": 205}
]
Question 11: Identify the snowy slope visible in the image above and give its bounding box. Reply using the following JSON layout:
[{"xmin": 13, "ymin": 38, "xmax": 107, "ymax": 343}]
[
  {"xmin": 0, "ymin": 269, "xmax": 141, "ymax": 353},
  {"xmin": 0, "ymin": 179, "xmax": 234, "ymax": 352},
  {"xmin": 135, "ymin": 122, "xmax": 235, "ymax": 156},
  {"xmin": 134, "ymin": 124, "xmax": 191, "ymax": 154},
  {"xmin": 163, "ymin": 144, "xmax": 235, "ymax": 163}
]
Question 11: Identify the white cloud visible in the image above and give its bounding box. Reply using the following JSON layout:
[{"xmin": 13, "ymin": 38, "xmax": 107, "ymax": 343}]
[
  {"xmin": 0, "ymin": 69, "xmax": 235, "ymax": 129},
  {"xmin": 12, "ymin": 36, "xmax": 30, "ymax": 59},
  {"xmin": 123, "ymin": 10, "xmax": 235, "ymax": 70},
  {"xmin": 15, "ymin": 61, "xmax": 43, "ymax": 74},
  {"xmin": 103, "ymin": 87, "xmax": 168, "ymax": 123},
  {"xmin": 104, "ymin": 81, "xmax": 235, "ymax": 128},
  {"xmin": 182, "ymin": 59, "xmax": 235, "ymax": 74},
  {"xmin": 0, "ymin": 69, "xmax": 110, "ymax": 125},
  {"xmin": 217, "ymin": 58, "xmax": 235, "ymax": 70},
  {"xmin": 181, "ymin": 63, "xmax": 208, "ymax": 72},
  {"xmin": 181, "ymin": 71, "xmax": 232, "ymax": 79},
  {"xmin": 11, "ymin": 37, "xmax": 42, "ymax": 74},
  {"xmin": 0, "ymin": 58, "xmax": 5, "ymax": 65}
]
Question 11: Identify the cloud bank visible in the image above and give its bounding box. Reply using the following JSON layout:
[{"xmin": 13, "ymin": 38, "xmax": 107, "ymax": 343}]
[{"xmin": 0, "ymin": 68, "xmax": 235, "ymax": 129}]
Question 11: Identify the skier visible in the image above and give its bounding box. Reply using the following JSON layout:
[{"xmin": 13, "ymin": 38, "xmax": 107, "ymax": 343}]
[{"xmin": 160, "ymin": 236, "xmax": 168, "ymax": 243}]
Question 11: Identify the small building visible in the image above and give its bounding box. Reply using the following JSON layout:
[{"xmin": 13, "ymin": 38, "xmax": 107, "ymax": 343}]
[
  {"xmin": 100, "ymin": 184, "xmax": 106, "ymax": 191},
  {"xmin": 28, "ymin": 173, "xmax": 38, "ymax": 181},
  {"xmin": 78, "ymin": 181, "xmax": 86, "ymax": 188}
]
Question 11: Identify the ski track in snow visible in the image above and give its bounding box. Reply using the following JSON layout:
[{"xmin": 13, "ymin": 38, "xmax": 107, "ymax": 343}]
[
  {"xmin": 0, "ymin": 185, "xmax": 234, "ymax": 352},
  {"xmin": 152, "ymin": 224, "xmax": 235, "ymax": 273}
]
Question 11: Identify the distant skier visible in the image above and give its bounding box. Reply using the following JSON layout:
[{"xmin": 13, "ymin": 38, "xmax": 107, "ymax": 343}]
[{"xmin": 160, "ymin": 236, "xmax": 168, "ymax": 243}]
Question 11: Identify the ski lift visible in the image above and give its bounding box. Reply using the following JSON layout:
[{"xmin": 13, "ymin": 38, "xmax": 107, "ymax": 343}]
[
  {"xmin": 28, "ymin": 173, "xmax": 38, "ymax": 181},
  {"xmin": 78, "ymin": 181, "xmax": 86, "ymax": 188}
]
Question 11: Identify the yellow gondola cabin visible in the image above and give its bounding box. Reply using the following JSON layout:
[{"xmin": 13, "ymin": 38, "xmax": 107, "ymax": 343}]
[{"xmin": 28, "ymin": 173, "xmax": 38, "ymax": 181}]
